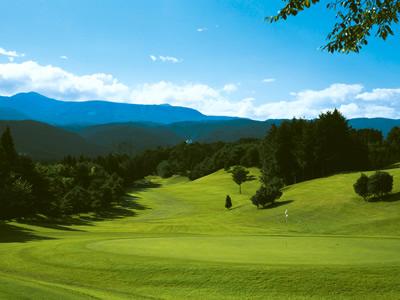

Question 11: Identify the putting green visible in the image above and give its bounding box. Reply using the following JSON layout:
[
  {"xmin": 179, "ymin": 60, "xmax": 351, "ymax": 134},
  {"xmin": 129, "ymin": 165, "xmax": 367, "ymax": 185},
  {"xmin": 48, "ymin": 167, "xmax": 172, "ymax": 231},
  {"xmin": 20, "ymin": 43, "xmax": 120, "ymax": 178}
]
[{"xmin": 89, "ymin": 235, "xmax": 400, "ymax": 265}]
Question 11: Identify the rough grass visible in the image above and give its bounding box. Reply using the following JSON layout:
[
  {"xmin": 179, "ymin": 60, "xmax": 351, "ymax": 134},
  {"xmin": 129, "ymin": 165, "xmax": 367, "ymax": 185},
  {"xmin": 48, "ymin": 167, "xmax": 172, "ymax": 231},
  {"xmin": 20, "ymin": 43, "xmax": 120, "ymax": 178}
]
[{"xmin": 0, "ymin": 168, "xmax": 400, "ymax": 299}]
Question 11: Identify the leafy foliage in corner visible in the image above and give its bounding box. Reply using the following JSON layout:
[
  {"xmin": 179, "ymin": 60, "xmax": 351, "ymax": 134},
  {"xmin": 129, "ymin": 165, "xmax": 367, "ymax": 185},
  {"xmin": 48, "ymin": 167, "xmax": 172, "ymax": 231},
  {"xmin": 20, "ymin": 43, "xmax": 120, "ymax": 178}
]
[{"xmin": 268, "ymin": 0, "xmax": 400, "ymax": 53}]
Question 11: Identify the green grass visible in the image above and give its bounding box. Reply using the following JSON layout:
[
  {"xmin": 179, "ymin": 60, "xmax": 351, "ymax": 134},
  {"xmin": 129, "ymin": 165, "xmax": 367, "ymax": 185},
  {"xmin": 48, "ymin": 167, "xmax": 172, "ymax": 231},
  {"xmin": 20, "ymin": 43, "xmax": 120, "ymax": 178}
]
[{"xmin": 0, "ymin": 168, "xmax": 400, "ymax": 299}]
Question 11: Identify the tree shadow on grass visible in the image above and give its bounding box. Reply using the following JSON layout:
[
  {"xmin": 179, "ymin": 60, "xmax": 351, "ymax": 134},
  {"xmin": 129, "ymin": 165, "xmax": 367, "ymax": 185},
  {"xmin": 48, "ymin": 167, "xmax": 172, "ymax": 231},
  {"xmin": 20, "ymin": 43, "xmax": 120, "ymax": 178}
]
[
  {"xmin": 10, "ymin": 182, "xmax": 155, "ymax": 232},
  {"xmin": 368, "ymin": 192, "xmax": 400, "ymax": 203},
  {"xmin": 0, "ymin": 222, "xmax": 55, "ymax": 243},
  {"xmin": 16, "ymin": 215, "xmax": 90, "ymax": 231},
  {"xmin": 84, "ymin": 191, "xmax": 151, "ymax": 221},
  {"xmin": 261, "ymin": 200, "xmax": 294, "ymax": 209},
  {"xmin": 130, "ymin": 179, "xmax": 162, "ymax": 192}
]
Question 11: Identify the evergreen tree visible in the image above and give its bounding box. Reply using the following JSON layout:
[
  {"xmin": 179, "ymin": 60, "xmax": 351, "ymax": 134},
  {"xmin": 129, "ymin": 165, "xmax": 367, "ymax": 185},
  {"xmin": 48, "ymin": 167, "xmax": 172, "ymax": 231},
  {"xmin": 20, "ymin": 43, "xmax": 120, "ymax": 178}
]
[
  {"xmin": 1, "ymin": 127, "xmax": 17, "ymax": 162},
  {"xmin": 251, "ymin": 177, "xmax": 283, "ymax": 208},
  {"xmin": 225, "ymin": 195, "xmax": 232, "ymax": 209},
  {"xmin": 386, "ymin": 127, "xmax": 400, "ymax": 163}
]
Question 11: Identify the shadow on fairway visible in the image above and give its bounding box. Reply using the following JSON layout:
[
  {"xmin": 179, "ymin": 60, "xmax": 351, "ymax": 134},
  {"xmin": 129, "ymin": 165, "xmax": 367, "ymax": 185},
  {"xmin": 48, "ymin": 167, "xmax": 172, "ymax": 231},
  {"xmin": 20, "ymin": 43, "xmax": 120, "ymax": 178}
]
[
  {"xmin": 86, "ymin": 190, "xmax": 151, "ymax": 221},
  {"xmin": 262, "ymin": 200, "xmax": 294, "ymax": 209},
  {"xmin": 131, "ymin": 179, "xmax": 162, "ymax": 191},
  {"xmin": 0, "ymin": 222, "xmax": 55, "ymax": 243},
  {"xmin": 17, "ymin": 215, "xmax": 91, "ymax": 231},
  {"xmin": 8, "ymin": 183, "xmax": 154, "ymax": 232},
  {"xmin": 370, "ymin": 191, "xmax": 400, "ymax": 203}
]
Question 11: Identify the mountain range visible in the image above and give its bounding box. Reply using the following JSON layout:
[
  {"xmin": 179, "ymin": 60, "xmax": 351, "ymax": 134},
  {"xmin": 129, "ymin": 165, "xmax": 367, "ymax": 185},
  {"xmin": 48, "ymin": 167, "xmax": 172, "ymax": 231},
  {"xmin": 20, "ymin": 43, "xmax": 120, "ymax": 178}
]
[
  {"xmin": 0, "ymin": 92, "xmax": 399, "ymax": 160},
  {"xmin": 0, "ymin": 92, "xmax": 233, "ymax": 125}
]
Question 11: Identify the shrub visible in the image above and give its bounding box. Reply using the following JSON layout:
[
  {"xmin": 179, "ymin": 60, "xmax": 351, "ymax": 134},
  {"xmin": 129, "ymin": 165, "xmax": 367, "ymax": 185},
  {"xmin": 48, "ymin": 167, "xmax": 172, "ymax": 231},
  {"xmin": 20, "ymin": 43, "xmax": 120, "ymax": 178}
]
[
  {"xmin": 251, "ymin": 177, "xmax": 283, "ymax": 208},
  {"xmin": 353, "ymin": 171, "xmax": 393, "ymax": 201},
  {"xmin": 225, "ymin": 195, "xmax": 232, "ymax": 209},
  {"xmin": 368, "ymin": 171, "xmax": 393, "ymax": 200},
  {"xmin": 157, "ymin": 160, "xmax": 173, "ymax": 178},
  {"xmin": 353, "ymin": 173, "xmax": 369, "ymax": 200}
]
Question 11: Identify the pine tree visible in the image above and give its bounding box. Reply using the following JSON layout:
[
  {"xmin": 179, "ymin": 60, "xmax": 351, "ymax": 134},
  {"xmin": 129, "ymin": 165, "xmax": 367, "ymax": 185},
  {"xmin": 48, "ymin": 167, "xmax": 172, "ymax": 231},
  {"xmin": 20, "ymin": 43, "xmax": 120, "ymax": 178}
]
[
  {"xmin": 225, "ymin": 195, "xmax": 232, "ymax": 209},
  {"xmin": 1, "ymin": 127, "xmax": 17, "ymax": 162}
]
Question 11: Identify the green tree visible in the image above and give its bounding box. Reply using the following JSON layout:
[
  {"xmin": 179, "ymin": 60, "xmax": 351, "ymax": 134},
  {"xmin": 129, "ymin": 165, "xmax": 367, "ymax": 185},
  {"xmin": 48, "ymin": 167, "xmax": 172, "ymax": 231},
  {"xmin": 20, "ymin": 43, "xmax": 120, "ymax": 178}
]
[
  {"xmin": 386, "ymin": 127, "xmax": 400, "ymax": 162},
  {"xmin": 231, "ymin": 166, "xmax": 249, "ymax": 194},
  {"xmin": 269, "ymin": 0, "xmax": 400, "ymax": 53},
  {"xmin": 368, "ymin": 171, "xmax": 393, "ymax": 200},
  {"xmin": 353, "ymin": 173, "xmax": 369, "ymax": 200},
  {"xmin": 225, "ymin": 195, "xmax": 232, "ymax": 209},
  {"xmin": 1, "ymin": 127, "xmax": 17, "ymax": 163},
  {"xmin": 251, "ymin": 178, "xmax": 283, "ymax": 208},
  {"xmin": 0, "ymin": 177, "xmax": 34, "ymax": 219},
  {"xmin": 157, "ymin": 160, "xmax": 173, "ymax": 178}
]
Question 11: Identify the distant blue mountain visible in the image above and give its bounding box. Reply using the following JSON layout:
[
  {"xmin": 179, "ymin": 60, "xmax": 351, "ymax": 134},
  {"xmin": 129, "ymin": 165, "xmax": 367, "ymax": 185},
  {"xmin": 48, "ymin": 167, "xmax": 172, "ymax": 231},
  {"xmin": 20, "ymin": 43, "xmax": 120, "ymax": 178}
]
[
  {"xmin": 1, "ymin": 92, "xmax": 400, "ymax": 141},
  {"xmin": 0, "ymin": 92, "xmax": 234, "ymax": 125},
  {"xmin": 348, "ymin": 118, "xmax": 400, "ymax": 136}
]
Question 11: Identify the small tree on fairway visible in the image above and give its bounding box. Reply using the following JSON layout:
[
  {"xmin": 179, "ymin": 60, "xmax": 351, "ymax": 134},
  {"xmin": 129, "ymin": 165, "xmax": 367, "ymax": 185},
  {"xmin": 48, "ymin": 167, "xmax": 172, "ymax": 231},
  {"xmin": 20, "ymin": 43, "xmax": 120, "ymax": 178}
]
[
  {"xmin": 353, "ymin": 173, "xmax": 369, "ymax": 200},
  {"xmin": 353, "ymin": 171, "xmax": 393, "ymax": 201},
  {"xmin": 368, "ymin": 171, "xmax": 393, "ymax": 200},
  {"xmin": 251, "ymin": 177, "xmax": 283, "ymax": 208},
  {"xmin": 225, "ymin": 195, "xmax": 232, "ymax": 209},
  {"xmin": 231, "ymin": 166, "xmax": 249, "ymax": 194}
]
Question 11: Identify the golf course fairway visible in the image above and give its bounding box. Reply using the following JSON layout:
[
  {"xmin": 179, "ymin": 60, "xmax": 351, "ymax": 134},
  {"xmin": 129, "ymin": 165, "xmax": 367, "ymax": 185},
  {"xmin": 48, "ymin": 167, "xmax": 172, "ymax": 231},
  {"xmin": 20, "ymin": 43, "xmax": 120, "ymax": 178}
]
[{"xmin": 0, "ymin": 168, "xmax": 399, "ymax": 299}]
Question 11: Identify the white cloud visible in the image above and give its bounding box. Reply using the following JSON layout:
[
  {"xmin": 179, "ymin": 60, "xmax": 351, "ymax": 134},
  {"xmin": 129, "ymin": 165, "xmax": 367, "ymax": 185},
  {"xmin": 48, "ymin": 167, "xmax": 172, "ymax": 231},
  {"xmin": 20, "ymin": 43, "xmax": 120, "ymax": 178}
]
[
  {"xmin": 262, "ymin": 78, "xmax": 276, "ymax": 83},
  {"xmin": 60, "ymin": 55, "xmax": 68, "ymax": 60},
  {"xmin": 290, "ymin": 83, "xmax": 363, "ymax": 105},
  {"xmin": 254, "ymin": 84, "xmax": 364, "ymax": 119},
  {"xmin": 197, "ymin": 27, "xmax": 208, "ymax": 32},
  {"xmin": 0, "ymin": 59, "xmax": 399, "ymax": 120},
  {"xmin": 222, "ymin": 83, "xmax": 238, "ymax": 93},
  {"xmin": 254, "ymin": 83, "xmax": 400, "ymax": 119},
  {"xmin": 356, "ymin": 88, "xmax": 400, "ymax": 101},
  {"xmin": 0, "ymin": 47, "xmax": 25, "ymax": 62},
  {"xmin": 149, "ymin": 55, "xmax": 182, "ymax": 63},
  {"xmin": 0, "ymin": 60, "xmax": 130, "ymax": 101}
]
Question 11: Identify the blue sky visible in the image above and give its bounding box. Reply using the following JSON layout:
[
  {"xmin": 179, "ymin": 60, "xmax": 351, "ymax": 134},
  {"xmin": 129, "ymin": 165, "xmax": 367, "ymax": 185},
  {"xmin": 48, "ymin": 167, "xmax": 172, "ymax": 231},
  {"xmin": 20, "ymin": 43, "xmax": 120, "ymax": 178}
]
[{"xmin": 0, "ymin": 0, "xmax": 399, "ymax": 119}]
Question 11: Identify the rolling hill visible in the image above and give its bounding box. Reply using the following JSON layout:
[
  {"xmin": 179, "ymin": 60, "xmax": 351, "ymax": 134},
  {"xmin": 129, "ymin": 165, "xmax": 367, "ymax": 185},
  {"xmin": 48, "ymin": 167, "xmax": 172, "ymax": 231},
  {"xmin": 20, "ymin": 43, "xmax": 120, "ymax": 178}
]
[
  {"xmin": 0, "ymin": 120, "xmax": 107, "ymax": 160},
  {"xmin": 78, "ymin": 122, "xmax": 183, "ymax": 154},
  {"xmin": 0, "ymin": 167, "xmax": 399, "ymax": 299},
  {"xmin": 75, "ymin": 119, "xmax": 277, "ymax": 153}
]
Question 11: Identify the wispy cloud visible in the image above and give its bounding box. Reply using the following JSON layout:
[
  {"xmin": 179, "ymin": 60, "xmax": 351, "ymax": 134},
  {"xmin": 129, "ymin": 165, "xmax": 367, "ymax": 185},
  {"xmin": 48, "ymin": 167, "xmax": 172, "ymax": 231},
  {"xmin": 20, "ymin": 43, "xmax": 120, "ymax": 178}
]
[
  {"xmin": 60, "ymin": 55, "xmax": 68, "ymax": 60},
  {"xmin": 0, "ymin": 47, "xmax": 25, "ymax": 62},
  {"xmin": 159, "ymin": 56, "xmax": 181, "ymax": 63},
  {"xmin": 197, "ymin": 27, "xmax": 208, "ymax": 32},
  {"xmin": 262, "ymin": 78, "xmax": 276, "ymax": 83},
  {"xmin": 149, "ymin": 55, "xmax": 182, "ymax": 63},
  {"xmin": 222, "ymin": 83, "xmax": 238, "ymax": 93}
]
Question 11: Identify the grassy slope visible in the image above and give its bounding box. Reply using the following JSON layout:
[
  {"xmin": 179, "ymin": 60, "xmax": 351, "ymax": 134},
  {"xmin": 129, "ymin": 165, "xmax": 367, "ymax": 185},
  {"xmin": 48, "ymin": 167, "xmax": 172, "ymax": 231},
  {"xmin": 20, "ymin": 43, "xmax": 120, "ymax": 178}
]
[{"xmin": 0, "ymin": 168, "xmax": 399, "ymax": 299}]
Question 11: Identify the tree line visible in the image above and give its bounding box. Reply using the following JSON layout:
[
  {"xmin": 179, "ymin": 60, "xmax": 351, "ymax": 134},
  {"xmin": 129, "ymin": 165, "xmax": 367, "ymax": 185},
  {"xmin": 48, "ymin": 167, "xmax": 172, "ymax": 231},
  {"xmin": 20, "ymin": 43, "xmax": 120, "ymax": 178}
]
[
  {"xmin": 1, "ymin": 109, "xmax": 400, "ymax": 219},
  {"xmin": 261, "ymin": 109, "xmax": 399, "ymax": 186}
]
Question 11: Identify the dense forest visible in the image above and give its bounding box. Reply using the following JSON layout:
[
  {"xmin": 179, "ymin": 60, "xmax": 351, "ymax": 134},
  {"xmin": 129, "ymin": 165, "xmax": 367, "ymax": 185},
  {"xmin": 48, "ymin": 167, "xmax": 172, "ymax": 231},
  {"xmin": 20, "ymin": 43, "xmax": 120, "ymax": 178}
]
[{"xmin": 1, "ymin": 109, "xmax": 400, "ymax": 220}]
